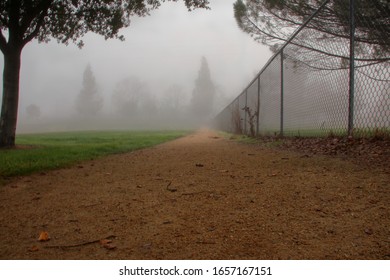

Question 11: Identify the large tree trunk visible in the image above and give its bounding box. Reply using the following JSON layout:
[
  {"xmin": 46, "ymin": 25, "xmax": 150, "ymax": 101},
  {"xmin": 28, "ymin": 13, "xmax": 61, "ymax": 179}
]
[{"xmin": 0, "ymin": 48, "xmax": 22, "ymax": 148}]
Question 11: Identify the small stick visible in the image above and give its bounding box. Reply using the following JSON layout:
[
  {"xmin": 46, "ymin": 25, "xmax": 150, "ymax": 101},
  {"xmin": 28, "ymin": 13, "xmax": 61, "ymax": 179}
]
[
  {"xmin": 166, "ymin": 181, "xmax": 177, "ymax": 192},
  {"xmin": 196, "ymin": 241, "xmax": 216, "ymax": 245},
  {"xmin": 181, "ymin": 191, "xmax": 210, "ymax": 196},
  {"xmin": 45, "ymin": 235, "xmax": 116, "ymax": 249}
]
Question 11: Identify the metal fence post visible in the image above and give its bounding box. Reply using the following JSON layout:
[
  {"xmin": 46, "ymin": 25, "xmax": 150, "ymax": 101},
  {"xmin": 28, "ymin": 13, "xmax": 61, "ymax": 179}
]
[
  {"xmin": 244, "ymin": 90, "xmax": 248, "ymax": 134},
  {"xmin": 280, "ymin": 50, "xmax": 284, "ymax": 137},
  {"xmin": 348, "ymin": 0, "xmax": 356, "ymax": 136},
  {"xmin": 213, "ymin": 0, "xmax": 389, "ymax": 138},
  {"xmin": 256, "ymin": 76, "xmax": 261, "ymax": 136}
]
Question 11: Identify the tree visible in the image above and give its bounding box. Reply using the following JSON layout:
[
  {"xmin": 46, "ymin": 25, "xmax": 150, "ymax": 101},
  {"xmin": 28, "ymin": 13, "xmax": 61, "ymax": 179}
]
[
  {"xmin": 75, "ymin": 64, "xmax": 103, "ymax": 117},
  {"xmin": 26, "ymin": 104, "xmax": 41, "ymax": 119},
  {"xmin": 0, "ymin": 0, "xmax": 209, "ymax": 147},
  {"xmin": 190, "ymin": 56, "xmax": 216, "ymax": 121},
  {"xmin": 111, "ymin": 76, "xmax": 148, "ymax": 118},
  {"xmin": 162, "ymin": 84, "xmax": 186, "ymax": 113},
  {"xmin": 233, "ymin": 0, "xmax": 389, "ymax": 69}
]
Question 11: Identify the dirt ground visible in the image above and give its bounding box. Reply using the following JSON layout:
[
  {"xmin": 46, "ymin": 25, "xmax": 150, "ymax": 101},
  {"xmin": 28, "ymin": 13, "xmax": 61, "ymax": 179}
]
[{"xmin": 0, "ymin": 129, "xmax": 389, "ymax": 260}]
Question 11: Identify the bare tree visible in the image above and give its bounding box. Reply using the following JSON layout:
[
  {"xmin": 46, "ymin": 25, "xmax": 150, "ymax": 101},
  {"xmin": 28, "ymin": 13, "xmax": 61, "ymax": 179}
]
[
  {"xmin": 111, "ymin": 76, "xmax": 149, "ymax": 118},
  {"xmin": 163, "ymin": 84, "xmax": 186, "ymax": 113}
]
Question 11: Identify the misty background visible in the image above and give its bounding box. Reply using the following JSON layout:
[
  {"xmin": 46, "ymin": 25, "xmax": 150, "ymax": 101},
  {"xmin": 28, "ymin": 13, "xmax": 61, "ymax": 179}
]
[{"xmin": 0, "ymin": 0, "xmax": 271, "ymax": 133}]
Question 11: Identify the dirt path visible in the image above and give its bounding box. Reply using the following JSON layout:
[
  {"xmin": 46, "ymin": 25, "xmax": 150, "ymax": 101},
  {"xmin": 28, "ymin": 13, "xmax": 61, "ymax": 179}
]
[{"xmin": 0, "ymin": 129, "xmax": 389, "ymax": 259}]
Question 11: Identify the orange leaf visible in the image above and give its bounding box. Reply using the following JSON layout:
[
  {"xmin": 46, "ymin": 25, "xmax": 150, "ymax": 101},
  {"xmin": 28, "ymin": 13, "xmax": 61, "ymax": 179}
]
[
  {"xmin": 103, "ymin": 244, "xmax": 116, "ymax": 250},
  {"xmin": 28, "ymin": 245, "xmax": 40, "ymax": 252},
  {"xmin": 38, "ymin": 231, "xmax": 50, "ymax": 242},
  {"xmin": 99, "ymin": 239, "xmax": 112, "ymax": 245}
]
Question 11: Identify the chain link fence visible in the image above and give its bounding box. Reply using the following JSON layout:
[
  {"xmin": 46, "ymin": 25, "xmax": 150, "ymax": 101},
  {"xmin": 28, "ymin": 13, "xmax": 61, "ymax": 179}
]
[{"xmin": 214, "ymin": 0, "xmax": 389, "ymax": 138}]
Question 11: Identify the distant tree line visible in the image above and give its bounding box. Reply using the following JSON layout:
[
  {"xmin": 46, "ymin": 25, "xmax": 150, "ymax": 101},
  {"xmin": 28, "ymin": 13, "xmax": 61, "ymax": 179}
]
[
  {"xmin": 0, "ymin": 0, "xmax": 209, "ymax": 147},
  {"xmin": 74, "ymin": 56, "xmax": 218, "ymax": 127}
]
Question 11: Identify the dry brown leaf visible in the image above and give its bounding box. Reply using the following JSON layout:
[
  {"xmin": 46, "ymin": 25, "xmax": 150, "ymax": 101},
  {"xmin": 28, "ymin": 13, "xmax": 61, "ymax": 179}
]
[
  {"xmin": 38, "ymin": 231, "xmax": 50, "ymax": 242},
  {"xmin": 100, "ymin": 238, "xmax": 116, "ymax": 249},
  {"xmin": 102, "ymin": 244, "xmax": 117, "ymax": 250},
  {"xmin": 99, "ymin": 239, "xmax": 112, "ymax": 245},
  {"xmin": 28, "ymin": 245, "xmax": 40, "ymax": 252},
  {"xmin": 364, "ymin": 228, "xmax": 374, "ymax": 235}
]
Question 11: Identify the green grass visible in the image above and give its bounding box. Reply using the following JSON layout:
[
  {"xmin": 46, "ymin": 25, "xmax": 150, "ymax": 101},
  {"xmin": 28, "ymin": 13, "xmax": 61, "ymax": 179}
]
[{"xmin": 0, "ymin": 130, "xmax": 189, "ymax": 178}]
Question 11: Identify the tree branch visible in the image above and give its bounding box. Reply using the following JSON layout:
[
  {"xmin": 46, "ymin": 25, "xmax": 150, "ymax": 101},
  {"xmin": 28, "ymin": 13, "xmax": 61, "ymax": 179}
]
[
  {"xmin": 0, "ymin": 29, "xmax": 7, "ymax": 53},
  {"xmin": 7, "ymin": 0, "xmax": 22, "ymax": 44},
  {"xmin": 22, "ymin": 11, "xmax": 48, "ymax": 46},
  {"xmin": 21, "ymin": 0, "xmax": 53, "ymax": 46},
  {"xmin": 20, "ymin": 0, "xmax": 52, "ymax": 34},
  {"xmin": 246, "ymin": 1, "xmax": 389, "ymax": 52},
  {"xmin": 246, "ymin": 16, "xmax": 389, "ymax": 63}
]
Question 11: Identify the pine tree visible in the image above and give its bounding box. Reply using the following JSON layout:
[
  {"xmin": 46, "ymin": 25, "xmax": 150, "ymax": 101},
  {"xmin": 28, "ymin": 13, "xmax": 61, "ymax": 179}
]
[
  {"xmin": 75, "ymin": 64, "xmax": 103, "ymax": 117},
  {"xmin": 234, "ymin": 0, "xmax": 389, "ymax": 69},
  {"xmin": 190, "ymin": 57, "xmax": 216, "ymax": 120}
]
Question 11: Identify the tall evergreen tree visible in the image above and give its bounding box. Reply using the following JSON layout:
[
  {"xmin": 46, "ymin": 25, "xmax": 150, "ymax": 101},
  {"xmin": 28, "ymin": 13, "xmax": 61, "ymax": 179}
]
[
  {"xmin": 75, "ymin": 64, "xmax": 103, "ymax": 117},
  {"xmin": 190, "ymin": 56, "xmax": 216, "ymax": 120}
]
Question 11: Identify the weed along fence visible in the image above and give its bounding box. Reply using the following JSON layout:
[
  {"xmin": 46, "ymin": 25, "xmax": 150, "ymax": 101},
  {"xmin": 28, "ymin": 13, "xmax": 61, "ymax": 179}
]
[{"xmin": 214, "ymin": 0, "xmax": 389, "ymax": 138}]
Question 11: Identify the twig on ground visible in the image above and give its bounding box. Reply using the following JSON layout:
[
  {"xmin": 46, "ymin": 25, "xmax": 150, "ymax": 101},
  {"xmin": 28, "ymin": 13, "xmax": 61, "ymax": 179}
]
[
  {"xmin": 181, "ymin": 191, "xmax": 210, "ymax": 196},
  {"xmin": 44, "ymin": 235, "xmax": 116, "ymax": 249},
  {"xmin": 166, "ymin": 181, "xmax": 177, "ymax": 192},
  {"xmin": 196, "ymin": 240, "xmax": 216, "ymax": 245}
]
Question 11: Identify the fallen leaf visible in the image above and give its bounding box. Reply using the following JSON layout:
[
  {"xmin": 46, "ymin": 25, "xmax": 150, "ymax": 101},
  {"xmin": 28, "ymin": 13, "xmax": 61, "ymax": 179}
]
[
  {"xmin": 99, "ymin": 238, "xmax": 116, "ymax": 249},
  {"xmin": 99, "ymin": 239, "xmax": 112, "ymax": 245},
  {"xmin": 103, "ymin": 244, "xmax": 117, "ymax": 250},
  {"xmin": 364, "ymin": 228, "xmax": 374, "ymax": 235},
  {"xmin": 28, "ymin": 245, "xmax": 40, "ymax": 252},
  {"xmin": 38, "ymin": 231, "xmax": 50, "ymax": 242},
  {"xmin": 195, "ymin": 163, "xmax": 204, "ymax": 167}
]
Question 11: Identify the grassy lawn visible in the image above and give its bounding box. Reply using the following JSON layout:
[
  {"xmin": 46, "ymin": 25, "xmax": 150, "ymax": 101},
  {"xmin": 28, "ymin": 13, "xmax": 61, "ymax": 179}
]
[{"xmin": 0, "ymin": 130, "xmax": 189, "ymax": 178}]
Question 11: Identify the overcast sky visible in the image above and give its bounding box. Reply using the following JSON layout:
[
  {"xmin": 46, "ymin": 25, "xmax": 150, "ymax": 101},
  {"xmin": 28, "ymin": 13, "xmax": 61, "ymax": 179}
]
[{"xmin": 1, "ymin": 0, "xmax": 272, "ymax": 121}]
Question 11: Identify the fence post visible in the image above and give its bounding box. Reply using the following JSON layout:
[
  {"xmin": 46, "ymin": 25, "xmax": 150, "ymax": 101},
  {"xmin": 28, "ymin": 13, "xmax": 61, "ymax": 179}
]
[
  {"xmin": 348, "ymin": 0, "xmax": 356, "ymax": 136},
  {"xmin": 244, "ymin": 90, "xmax": 248, "ymax": 135},
  {"xmin": 256, "ymin": 76, "xmax": 261, "ymax": 136},
  {"xmin": 280, "ymin": 50, "xmax": 284, "ymax": 137}
]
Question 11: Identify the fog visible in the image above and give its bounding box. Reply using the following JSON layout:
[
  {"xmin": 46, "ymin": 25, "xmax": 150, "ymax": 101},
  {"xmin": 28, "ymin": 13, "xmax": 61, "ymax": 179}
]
[{"xmin": 0, "ymin": 0, "xmax": 272, "ymax": 133}]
